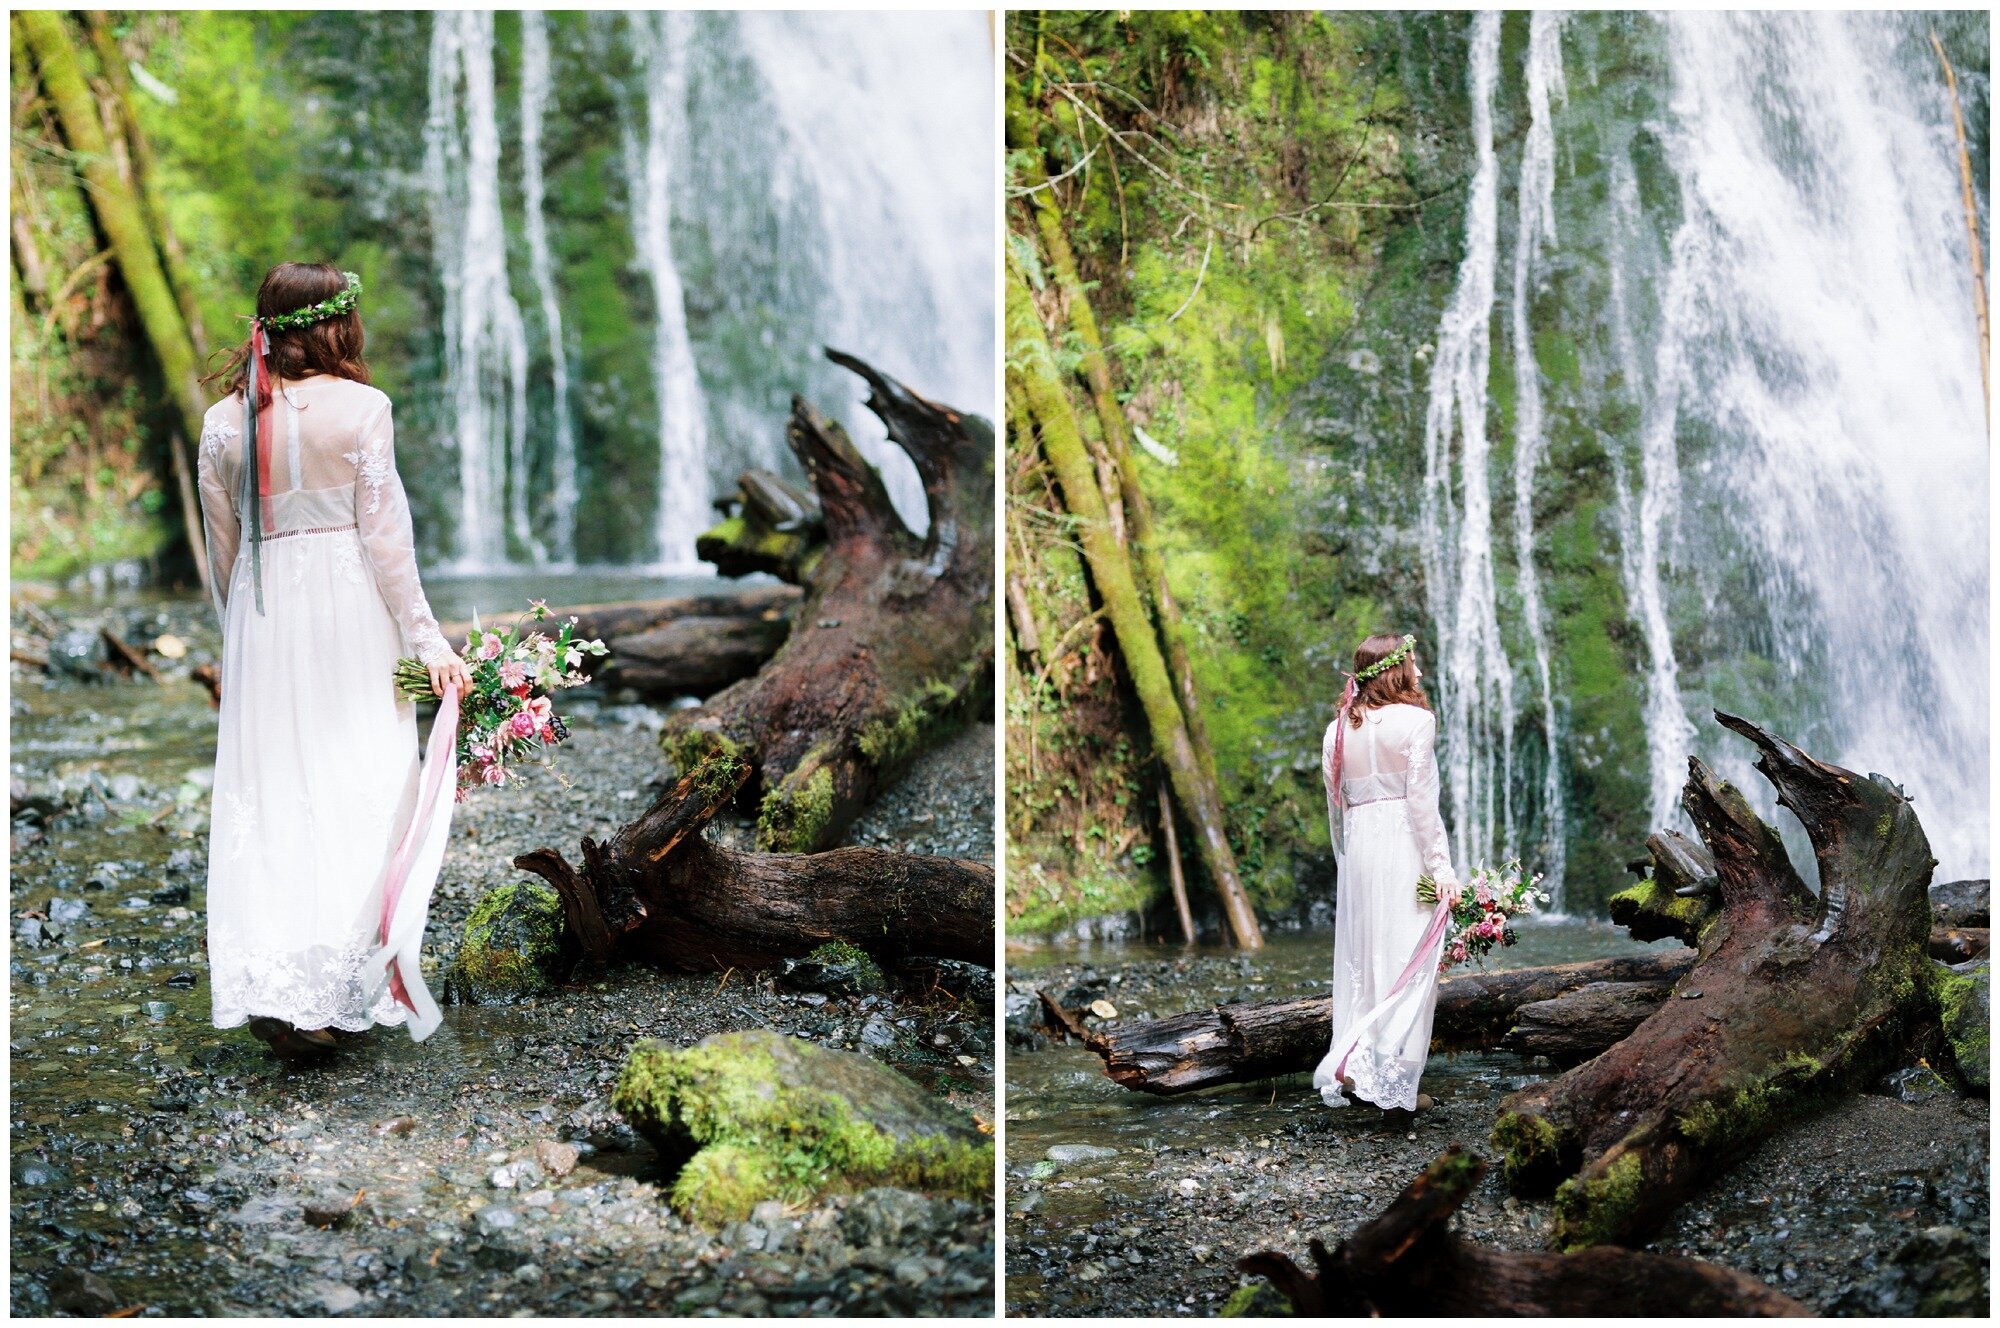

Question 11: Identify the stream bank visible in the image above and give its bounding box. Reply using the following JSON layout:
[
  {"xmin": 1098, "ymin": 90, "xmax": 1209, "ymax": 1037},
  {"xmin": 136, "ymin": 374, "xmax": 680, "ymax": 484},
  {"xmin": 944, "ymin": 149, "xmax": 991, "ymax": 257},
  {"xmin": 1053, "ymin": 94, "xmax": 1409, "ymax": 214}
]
[
  {"xmin": 10, "ymin": 591, "xmax": 996, "ymax": 1317},
  {"xmin": 1004, "ymin": 929, "xmax": 1988, "ymax": 1317}
]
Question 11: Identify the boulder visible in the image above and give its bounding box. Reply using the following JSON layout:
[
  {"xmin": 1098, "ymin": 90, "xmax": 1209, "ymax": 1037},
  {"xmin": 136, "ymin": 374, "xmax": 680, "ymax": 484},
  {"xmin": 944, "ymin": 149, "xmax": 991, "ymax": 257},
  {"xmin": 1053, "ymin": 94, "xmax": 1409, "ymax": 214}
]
[
  {"xmin": 776, "ymin": 940, "xmax": 888, "ymax": 997},
  {"xmin": 1936, "ymin": 958, "xmax": 1988, "ymax": 1090},
  {"xmin": 612, "ymin": 1029, "xmax": 992, "ymax": 1225},
  {"xmin": 451, "ymin": 882, "xmax": 565, "ymax": 1003},
  {"xmin": 1930, "ymin": 878, "xmax": 1989, "ymax": 929}
]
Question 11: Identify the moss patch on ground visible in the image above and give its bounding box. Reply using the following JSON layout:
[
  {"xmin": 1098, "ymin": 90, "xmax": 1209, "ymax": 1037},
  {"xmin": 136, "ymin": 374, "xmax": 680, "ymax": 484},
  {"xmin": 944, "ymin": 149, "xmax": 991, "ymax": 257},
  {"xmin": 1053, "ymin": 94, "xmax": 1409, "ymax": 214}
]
[{"xmin": 612, "ymin": 1030, "xmax": 993, "ymax": 1226}]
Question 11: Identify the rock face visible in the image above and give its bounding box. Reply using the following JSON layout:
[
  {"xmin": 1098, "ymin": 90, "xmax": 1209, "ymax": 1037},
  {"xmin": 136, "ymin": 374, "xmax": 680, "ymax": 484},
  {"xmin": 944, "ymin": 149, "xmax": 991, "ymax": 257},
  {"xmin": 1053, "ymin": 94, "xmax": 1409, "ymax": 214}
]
[
  {"xmin": 1938, "ymin": 958, "xmax": 1989, "ymax": 1090},
  {"xmin": 612, "ymin": 1030, "xmax": 992, "ymax": 1225},
  {"xmin": 451, "ymin": 882, "xmax": 565, "ymax": 1003},
  {"xmin": 1930, "ymin": 879, "xmax": 1990, "ymax": 929}
]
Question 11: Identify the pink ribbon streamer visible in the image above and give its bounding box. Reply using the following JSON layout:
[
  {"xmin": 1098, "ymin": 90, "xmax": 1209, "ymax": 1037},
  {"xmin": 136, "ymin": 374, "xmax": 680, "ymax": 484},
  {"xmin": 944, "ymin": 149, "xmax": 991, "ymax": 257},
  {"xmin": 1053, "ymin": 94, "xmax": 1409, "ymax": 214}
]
[
  {"xmin": 1330, "ymin": 895, "xmax": 1454, "ymax": 1087},
  {"xmin": 378, "ymin": 680, "xmax": 459, "ymax": 1018}
]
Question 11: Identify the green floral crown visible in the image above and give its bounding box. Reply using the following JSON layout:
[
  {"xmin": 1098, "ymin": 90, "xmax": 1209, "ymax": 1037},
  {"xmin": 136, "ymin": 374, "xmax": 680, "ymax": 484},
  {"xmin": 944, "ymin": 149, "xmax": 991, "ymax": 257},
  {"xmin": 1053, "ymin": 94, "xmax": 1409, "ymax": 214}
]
[
  {"xmin": 259, "ymin": 271, "xmax": 362, "ymax": 331},
  {"xmin": 1352, "ymin": 634, "xmax": 1416, "ymax": 683}
]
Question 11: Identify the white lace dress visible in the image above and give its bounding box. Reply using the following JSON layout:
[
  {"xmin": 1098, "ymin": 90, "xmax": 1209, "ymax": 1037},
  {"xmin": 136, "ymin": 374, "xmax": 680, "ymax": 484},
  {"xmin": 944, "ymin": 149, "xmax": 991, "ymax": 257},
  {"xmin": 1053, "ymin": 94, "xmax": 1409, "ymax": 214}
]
[
  {"xmin": 196, "ymin": 376, "xmax": 457, "ymax": 1036},
  {"xmin": 1310, "ymin": 703, "xmax": 1459, "ymax": 1110}
]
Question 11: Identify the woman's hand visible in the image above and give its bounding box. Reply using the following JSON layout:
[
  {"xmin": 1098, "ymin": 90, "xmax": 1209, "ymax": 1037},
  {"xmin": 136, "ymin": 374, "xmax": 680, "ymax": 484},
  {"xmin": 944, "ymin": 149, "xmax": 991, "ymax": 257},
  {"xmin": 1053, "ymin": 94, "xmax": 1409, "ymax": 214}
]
[
  {"xmin": 428, "ymin": 656, "xmax": 472, "ymax": 699},
  {"xmin": 1439, "ymin": 878, "xmax": 1464, "ymax": 909}
]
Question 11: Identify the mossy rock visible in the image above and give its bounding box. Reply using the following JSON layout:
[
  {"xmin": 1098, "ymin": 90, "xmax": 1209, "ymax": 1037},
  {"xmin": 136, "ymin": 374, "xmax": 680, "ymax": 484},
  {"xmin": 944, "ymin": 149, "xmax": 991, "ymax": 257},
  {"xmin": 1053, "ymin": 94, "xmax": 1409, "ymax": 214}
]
[
  {"xmin": 611, "ymin": 1030, "xmax": 993, "ymax": 1226},
  {"xmin": 451, "ymin": 881, "xmax": 566, "ymax": 1004},
  {"xmin": 776, "ymin": 940, "xmax": 889, "ymax": 997},
  {"xmin": 1937, "ymin": 958, "xmax": 1989, "ymax": 1091},
  {"xmin": 1220, "ymin": 1280, "xmax": 1292, "ymax": 1317}
]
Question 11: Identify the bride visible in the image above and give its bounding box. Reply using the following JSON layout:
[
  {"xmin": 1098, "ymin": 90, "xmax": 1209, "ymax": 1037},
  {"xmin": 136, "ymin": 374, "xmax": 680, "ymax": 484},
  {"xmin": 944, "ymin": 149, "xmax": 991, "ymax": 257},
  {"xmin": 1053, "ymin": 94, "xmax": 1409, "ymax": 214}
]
[
  {"xmin": 196, "ymin": 262, "xmax": 471, "ymax": 1058},
  {"xmin": 1311, "ymin": 633, "xmax": 1460, "ymax": 1113}
]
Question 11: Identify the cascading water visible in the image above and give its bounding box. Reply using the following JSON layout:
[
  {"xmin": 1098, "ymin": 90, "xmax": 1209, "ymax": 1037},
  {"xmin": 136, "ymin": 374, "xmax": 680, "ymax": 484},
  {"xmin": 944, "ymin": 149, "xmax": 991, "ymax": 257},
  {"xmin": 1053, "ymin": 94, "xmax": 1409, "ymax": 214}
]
[
  {"xmin": 425, "ymin": 10, "xmax": 534, "ymax": 572},
  {"xmin": 1421, "ymin": 10, "xmax": 1517, "ymax": 878},
  {"xmin": 422, "ymin": 10, "xmax": 993, "ymax": 569},
  {"xmin": 519, "ymin": 12, "xmax": 575, "ymax": 568},
  {"xmin": 1417, "ymin": 10, "xmax": 1988, "ymax": 895},
  {"xmin": 622, "ymin": 11, "xmax": 713, "ymax": 572},
  {"xmin": 1507, "ymin": 10, "xmax": 1568, "ymax": 904}
]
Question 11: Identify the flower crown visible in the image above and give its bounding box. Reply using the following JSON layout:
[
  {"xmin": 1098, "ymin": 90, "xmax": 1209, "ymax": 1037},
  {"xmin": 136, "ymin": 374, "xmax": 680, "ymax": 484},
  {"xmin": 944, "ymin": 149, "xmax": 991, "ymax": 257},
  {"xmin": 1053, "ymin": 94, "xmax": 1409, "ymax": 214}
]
[
  {"xmin": 1351, "ymin": 634, "xmax": 1416, "ymax": 683},
  {"xmin": 258, "ymin": 271, "xmax": 362, "ymax": 331}
]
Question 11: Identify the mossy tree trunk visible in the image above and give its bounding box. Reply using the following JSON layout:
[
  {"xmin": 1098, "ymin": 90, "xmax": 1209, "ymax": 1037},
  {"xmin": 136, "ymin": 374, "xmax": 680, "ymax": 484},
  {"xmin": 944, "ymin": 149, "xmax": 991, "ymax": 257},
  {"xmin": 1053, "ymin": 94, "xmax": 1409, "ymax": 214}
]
[
  {"xmin": 19, "ymin": 9, "xmax": 210, "ymax": 596},
  {"xmin": 1493, "ymin": 712, "xmax": 1941, "ymax": 1251},
  {"xmin": 1009, "ymin": 258, "xmax": 1264, "ymax": 950},
  {"xmin": 663, "ymin": 351, "xmax": 994, "ymax": 853},
  {"xmin": 1238, "ymin": 1148, "xmax": 1807, "ymax": 1316},
  {"xmin": 513, "ymin": 750, "xmax": 994, "ymax": 975}
]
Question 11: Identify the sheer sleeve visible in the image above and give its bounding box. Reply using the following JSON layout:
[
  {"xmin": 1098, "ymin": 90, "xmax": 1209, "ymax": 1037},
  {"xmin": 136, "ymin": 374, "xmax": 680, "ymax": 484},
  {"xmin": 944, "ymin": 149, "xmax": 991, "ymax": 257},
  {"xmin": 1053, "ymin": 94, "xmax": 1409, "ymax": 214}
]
[
  {"xmin": 1404, "ymin": 711, "xmax": 1458, "ymax": 886},
  {"xmin": 349, "ymin": 398, "xmax": 455, "ymax": 666},
  {"xmin": 1321, "ymin": 720, "xmax": 1345, "ymax": 855},
  {"xmin": 197, "ymin": 406, "xmax": 242, "ymax": 628}
]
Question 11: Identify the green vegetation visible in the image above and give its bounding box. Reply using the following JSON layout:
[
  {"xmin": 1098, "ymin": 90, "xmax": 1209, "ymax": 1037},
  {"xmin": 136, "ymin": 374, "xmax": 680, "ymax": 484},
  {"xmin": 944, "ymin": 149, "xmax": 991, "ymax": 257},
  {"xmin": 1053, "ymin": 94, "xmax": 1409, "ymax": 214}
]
[
  {"xmin": 451, "ymin": 881, "xmax": 566, "ymax": 1003},
  {"xmin": 612, "ymin": 1030, "xmax": 993, "ymax": 1226}
]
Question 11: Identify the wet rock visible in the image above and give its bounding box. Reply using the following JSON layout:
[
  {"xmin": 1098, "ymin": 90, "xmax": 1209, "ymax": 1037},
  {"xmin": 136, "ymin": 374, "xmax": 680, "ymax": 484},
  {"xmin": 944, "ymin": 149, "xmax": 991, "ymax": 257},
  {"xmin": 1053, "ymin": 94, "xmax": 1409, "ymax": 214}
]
[
  {"xmin": 16, "ymin": 917, "xmax": 45, "ymax": 947},
  {"xmin": 475, "ymin": 1206, "xmax": 518, "ymax": 1233},
  {"xmin": 450, "ymin": 881, "xmax": 565, "ymax": 1004},
  {"xmin": 859, "ymin": 1016, "xmax": 901, "ymax": 1052},
  {"xmin": 49, "ymin": 1268, "xmax": 118, "ymax": 1315},
  {"xmin": 613, "ymin": 1030, "xmax": 992, "ymax": 1225},
  {"xmin": 303, "ymin": 1191, "xmax": 361, "ymax": 1229},
  {"xmin": 152, "ymin": 881, "xmax": 192, "ymax": 905},
  {"xmin": 1221, "ymin": 1279, "xmax": 1293, "ymax": 1317},
  {"xmin": 1046, "ymin": 1144, "xmax": 1118, "ymax": 1165},
  {"xmin": 313, "ymin": 1282, "xmax": 363, "ymax": 1314},
  {"xmin": 1939, "ymin": 958, "xmax": 1988, "ymax": 1089},
  {"xmin": 1930, "ymin": 878, "xmax": 1989, "ymax": 929},
  {"xmin": 47, "ymin": 896, "xmax": 89, "ymax": 925},
  {"xmin": 843, "ymin": 1187, "xmax": 939, "ymax": 1248},
  {"xmin": 13, "ymin": 1157, "xmax": 67, "ymax": 1188},
  {"xmin": 777, "ymin": 940, "xmax": 889, "ymax": 997},
  {"xmin": 47, "ymin": 628, "xmax": 105, "ymax": 680},
  {"xmin": 165, "ymin": 848, "xmax": 197, "ymax": 874},
  {"xmin": 108, "ymin": 773, "xmax": 142, "ymax": 802},
  {"xmin": 143, "ymin": 1000, "xmax": 174, "ymax": 1021},
  {"xmin": 84, "ymin": 862, "xmax": 122, "ymax": 891}
]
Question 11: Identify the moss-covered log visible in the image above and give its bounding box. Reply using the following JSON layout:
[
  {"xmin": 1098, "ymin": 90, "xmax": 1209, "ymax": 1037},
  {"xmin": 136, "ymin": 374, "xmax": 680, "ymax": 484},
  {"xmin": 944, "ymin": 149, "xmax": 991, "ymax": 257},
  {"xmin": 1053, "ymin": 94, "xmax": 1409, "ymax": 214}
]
[
  {"xmin": 1009, "ymin": 258, "xmax": 1264, "ymax": 950},
  {"xmin": 443, "ymin": 587, "xmax": 799, "ymax": 700},
  {"xmin": 1237, "ymin": 1148, "xmax": 1807, "ymax": 1316},
  {"xmin": 613, "ymin": 1030, "xmax": 992, "ymax": 1225},
  {"xmin": 696, "ymin": 469, "xmax": 825, "ymax": 583},
  {"xmin": 663, "ymin": 352, "xmax": 992, "ymax": 852},
  {"xmin": 510, "ymin": 751, "xmax": 993, "ymax": 975},
  {"xmin": 1493, "ymin": 712, "xmax": 1941, "ymax": 1250},
  {"xmin": 1083, "ymin": 949, "xmax": 1696, "ymax": 1094}
]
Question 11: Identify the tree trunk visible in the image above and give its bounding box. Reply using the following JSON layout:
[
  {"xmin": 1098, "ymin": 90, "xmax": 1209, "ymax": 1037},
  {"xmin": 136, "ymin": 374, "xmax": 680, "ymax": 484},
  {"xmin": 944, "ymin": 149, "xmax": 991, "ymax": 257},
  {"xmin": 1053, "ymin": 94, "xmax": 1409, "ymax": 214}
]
[
  {"xmin": 1492, "ymin": 712, "xmax": 1939, "ymax": 1251},
  {"xmin": 1238, "ymin": 1148, "xmax": 1807, "ymax": 1317},
  {"xmin": 443, "ymin": 586, "xmax": 800, "ymax": 700},
  {"xmin": 19, "ymin": 10, "xmax": 211, "ymax": 598},
  {"xmin": 1081, "ymin": 949, "xmax": 1697, "ymax": 1094},
  {"xmin": 1159, "ymin": 773, "xmax": 1196, "ymax": 944},
  {"xmin": 695, "ymin": 469, "xmax": 824, "ymax": 583},
  {"xmin": 1499, "ymin": 981, "xmax": 1674, "ymax": 1066},
  {"xmin": 662, "ymin": 351, "xmax": 993, "ymax": 853},
  {"xmin": 512, "ymin": 751, "xmax": 992, "ymax": 974},
  {"xmin": 1009, "ymin": 258, "xmax": 1264, "ymax": 950}
]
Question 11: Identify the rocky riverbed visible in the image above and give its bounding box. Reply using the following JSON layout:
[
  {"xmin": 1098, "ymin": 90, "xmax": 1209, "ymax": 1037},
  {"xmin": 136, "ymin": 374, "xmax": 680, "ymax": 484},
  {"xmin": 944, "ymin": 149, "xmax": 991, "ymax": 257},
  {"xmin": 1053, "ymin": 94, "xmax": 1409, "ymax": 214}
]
[
  {"xmin": 1005, "ymin": 939, "xmax": 1989, "ymax": 1317},
  {"xmin": 10, "ymin": 593, "xmax": 996, "ymax": 1317}
]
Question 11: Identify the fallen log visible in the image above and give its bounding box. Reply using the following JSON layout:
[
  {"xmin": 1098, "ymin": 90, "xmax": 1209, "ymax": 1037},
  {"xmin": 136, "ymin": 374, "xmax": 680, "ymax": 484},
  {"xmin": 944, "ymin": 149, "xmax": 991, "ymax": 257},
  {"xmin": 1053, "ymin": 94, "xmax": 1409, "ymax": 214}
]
[
  {"xmin": 1500, "ymin": 981, "xmax": 1673, "ymax": 1066},
  {"xmin": 441, "ymin": 586, "xmax": 799, "ymax": 700},
  {"xmin": 1492, "ymin": 712, "xmax": 1941, "ymax": 1250},
  {"xmin": 1086, "ymin": 949, "xmax": 1697, "ymax": 1095},
  {"xmin": 510, "ymin": 750, "xmax": 993, "ymax": 977},
  {"xmin": 1237, "ymin": 1148, "xmax": 1807, "ymax": 1316},
  {"xmin": 664, "ymin": 351, "xmax": 993, "ymax": 853},
  {"xmin": 696, "ymin": 469, "xmax": 825, "ymax": 584}
]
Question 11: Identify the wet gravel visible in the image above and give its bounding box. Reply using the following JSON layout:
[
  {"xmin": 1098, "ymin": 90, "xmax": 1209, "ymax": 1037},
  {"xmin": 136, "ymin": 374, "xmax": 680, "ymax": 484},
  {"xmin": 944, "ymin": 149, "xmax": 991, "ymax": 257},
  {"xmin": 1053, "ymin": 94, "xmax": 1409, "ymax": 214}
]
[
  {"xmin": 1006, "ymin": 949, "xmax": 1989, "ymax": 1317},
  {"xmin": 10, "ymin": 594, "xmax": 996, "ymax": 1317}
]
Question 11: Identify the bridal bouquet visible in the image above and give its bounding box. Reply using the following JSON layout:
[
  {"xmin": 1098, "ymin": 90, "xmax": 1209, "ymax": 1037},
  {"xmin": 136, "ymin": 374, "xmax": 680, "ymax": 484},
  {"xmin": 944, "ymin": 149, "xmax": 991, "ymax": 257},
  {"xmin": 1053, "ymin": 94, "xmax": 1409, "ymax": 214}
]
[
  {"xmin": 393, "ymin": 600, "xmax": 609, "ymax": 797},
  {"xmin": 1418, "ymin": 860, "xmax": 1548, "ymax": 970}
]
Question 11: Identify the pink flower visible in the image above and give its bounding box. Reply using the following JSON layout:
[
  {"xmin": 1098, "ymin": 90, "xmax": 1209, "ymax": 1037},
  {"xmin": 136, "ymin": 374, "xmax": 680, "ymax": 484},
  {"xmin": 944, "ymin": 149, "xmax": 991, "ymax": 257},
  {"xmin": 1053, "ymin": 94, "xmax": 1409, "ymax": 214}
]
[
  {"xmin": 510, "ymin": 711, "xmax": 538, "ymax": 739},
  {"xmin": 479, "ymin": 632, "xmax": 505, "ymax": 661},
  {"xmin": 525, "ymin": 696, "xmax": 552, "ymax": 722},
  {"xmin": 482, "ymin": 763, "xmax": 507, "ymax": 786},
  {"xmin": 499, "ymin": 660, "xmax": 529, "ymax": 689}
]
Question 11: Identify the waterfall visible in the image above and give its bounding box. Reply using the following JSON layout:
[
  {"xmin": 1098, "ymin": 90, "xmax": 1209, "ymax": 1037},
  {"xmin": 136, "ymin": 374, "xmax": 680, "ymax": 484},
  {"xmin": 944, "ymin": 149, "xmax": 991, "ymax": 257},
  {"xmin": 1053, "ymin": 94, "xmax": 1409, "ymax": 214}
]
[
  {"xmin": 425, "ymin": 10, "xmax": 533, "ymax": 571},
  {"xmin": 1421, "ymin": 10, "xmax": 1516, "ymax": 876},
  {"xmin": 1508, "ymin": 11, "xmax": 1568, "ymax": 904},
  {"xmin": 623, "ymin": 12, "xmax": 712, "ymax": 572},
  {"xmin": 1643, "ymin": 12, "xmax": 1989, "ymax": 876},
  {"xmin": 520, "ymin": 12, "xmax": 575, "ymax": 567}
]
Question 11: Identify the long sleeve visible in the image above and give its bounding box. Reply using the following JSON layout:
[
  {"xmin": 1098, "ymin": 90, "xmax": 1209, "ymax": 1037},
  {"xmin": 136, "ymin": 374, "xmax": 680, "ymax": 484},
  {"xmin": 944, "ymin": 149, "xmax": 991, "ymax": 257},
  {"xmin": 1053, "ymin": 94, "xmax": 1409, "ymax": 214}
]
[
  {"xmin": 197, "ymin": 408, "xmax": 242, "ymax": 628},
  {"xmin": 349, "ymin": 398, "xmax": 455, "ymax": 667},
  {"xmin": 1404, "ymin": 711, "xmax": 1458, "ymax": 886},
  {"xmin": 1321, "ymin": 721, "xmax": 1345, "ymax": 856}
]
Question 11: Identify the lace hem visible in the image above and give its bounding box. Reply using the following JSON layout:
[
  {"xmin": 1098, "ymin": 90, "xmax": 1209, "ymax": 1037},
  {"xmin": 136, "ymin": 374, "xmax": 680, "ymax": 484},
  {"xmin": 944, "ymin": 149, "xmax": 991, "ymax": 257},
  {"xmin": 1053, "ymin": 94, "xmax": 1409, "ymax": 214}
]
[
  {"xmin": 210, "ymin": 938, "xmax": 411, "ymax": 1033},
  {"xmin": 1322, "ymin": 1044, "xmax": 1424, "ymax": 1112}
]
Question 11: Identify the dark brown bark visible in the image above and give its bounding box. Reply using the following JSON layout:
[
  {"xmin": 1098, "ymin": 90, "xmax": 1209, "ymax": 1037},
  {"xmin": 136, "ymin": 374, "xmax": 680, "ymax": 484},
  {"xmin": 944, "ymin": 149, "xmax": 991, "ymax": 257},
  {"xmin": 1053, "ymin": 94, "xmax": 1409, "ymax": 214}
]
[
  {"xmin": 664, "ymin": 352, "xmax": 993, "ymax": 853},
  {"xmin": 1085, "ymin": 949, "xmax": 1697, "ymax": 1095},
  {"xmin": 443, "ymin": 586, "xmax": 799, "ymax": 700},
  {"xmin": 1238, "ymin": 1149, "xmax": 1807, "ymax": 1317},
  {"xmin": 1499, "ymin": 981, "xmax": 1673, "ymax": 1066},
  {"xmin": 512, "ymin": 751, "xmax": 993, "ymax": 975},
  {"xmin": 1493, "ymin": 712, "xmax": 1938, "ymax": 1250}
]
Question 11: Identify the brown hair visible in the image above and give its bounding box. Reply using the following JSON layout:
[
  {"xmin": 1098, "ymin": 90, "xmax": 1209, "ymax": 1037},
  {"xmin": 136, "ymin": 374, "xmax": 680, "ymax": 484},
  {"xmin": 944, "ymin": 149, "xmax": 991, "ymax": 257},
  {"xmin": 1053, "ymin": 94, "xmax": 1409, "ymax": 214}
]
[
  {"xmin": 201, "ymin": 262, "xmax": 369, "ymax": 408},
  {"xmin": 1348, "ymin": 631, "xmax": 1431, "ymax": 726}
]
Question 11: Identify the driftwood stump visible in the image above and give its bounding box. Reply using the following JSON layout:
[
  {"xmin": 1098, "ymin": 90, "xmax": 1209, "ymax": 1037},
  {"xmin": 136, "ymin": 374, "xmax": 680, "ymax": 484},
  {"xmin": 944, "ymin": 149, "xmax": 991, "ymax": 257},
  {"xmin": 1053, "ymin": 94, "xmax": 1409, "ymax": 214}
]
[
  {"xmin": 665, "ymin": 351, "xmax": 993, "ymax": 853},
  {"xmin": 1492, "ymin": 712, "xmax": 1939, "ymax": 1249},
  {"xmin": 1238, "ymin": 1148, "xmax": 1807, "ymax": 1316},
  {"xmin": 514, "ymin": 751, "xmax": 993, "ymax": 975}
]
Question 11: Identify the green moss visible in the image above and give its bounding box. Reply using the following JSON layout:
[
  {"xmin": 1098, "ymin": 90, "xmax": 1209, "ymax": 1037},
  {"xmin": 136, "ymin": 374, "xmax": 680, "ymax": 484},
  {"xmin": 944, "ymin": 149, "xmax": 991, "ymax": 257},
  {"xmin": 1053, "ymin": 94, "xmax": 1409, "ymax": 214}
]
[
  {"xmin": 859, "ymin": 679, "xmax": 964, "ymax": 773},
  {"xmin": 1552, "ymin": 1150, "xmax": 1646, "ymax": 1251},
  {"xmin": 1220, "ymin": 1282, "xmax": 1291, "ymax": 1317},
  {"xmin": 1491, "ymin": 1110, "xmax": 1565, "ymax": 1195},
  {"xmin": 452, "ymin": 881, "xmax": 565, "ymax": 1003},
  {"xmin": 757, "ymin": 761, "xmax": 836, "ymax": 853},
  {"xmin": 612, "ymin": 1031, "xmax": 993, "ymax": 1226},
  {"xmin": 1935, "ymin": 960, "xmax": 1989, "ymax": 1089},
  {"xmin": 1606, "ymin": 876, "xmax": 1716, "ymax": 945},
  {"xmin": 1673, "ymin": 1051, "xmax": 1824, "ymax": 1152},
  {"xmin": 662, "ymin": 726, "xmax": 740, "ymax": 779}
]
